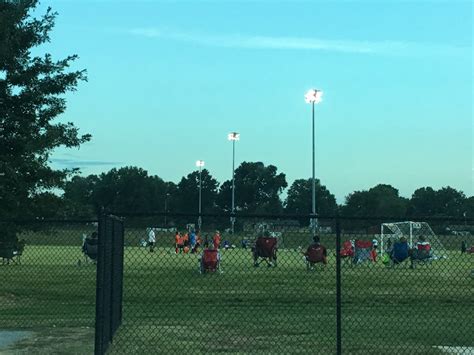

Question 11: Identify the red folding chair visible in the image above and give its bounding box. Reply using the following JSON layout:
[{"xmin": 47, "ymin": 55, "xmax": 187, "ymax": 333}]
[
  {"xmin": 200, "ymin": 249, "xmax": 220, "ymax": 273},
  {"xmin": 340, "ymin": 240, "xmax": 354, "ymax": 260},
  {"xmin": 305, "ymin": 244, "xmax": 327, "ymax": 270},
  {"xmin": 253, "ymin": 237, "xmax": 278, "ymax": 267},
  {"xmin": 353, "ymin": 240, "xmax": 374, "ymax": 265}
]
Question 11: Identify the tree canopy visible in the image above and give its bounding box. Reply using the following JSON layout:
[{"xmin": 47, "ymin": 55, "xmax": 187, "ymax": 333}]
[
  {"xmin": 216, "ymin": 162, "xmax": 287, "ymax": 214},
  {"xmin": 285, "ymin": 178, "xmax": 338, "ymax": 216},
  {"xmin": 1, "ymin": 1, "xmax": 89, "ymax": 242}
]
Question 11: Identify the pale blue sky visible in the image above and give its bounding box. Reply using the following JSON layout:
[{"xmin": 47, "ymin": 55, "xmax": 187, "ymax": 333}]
[{"xmin": 39, "ymin": 0, "xmax": 472, "ymax": 202}]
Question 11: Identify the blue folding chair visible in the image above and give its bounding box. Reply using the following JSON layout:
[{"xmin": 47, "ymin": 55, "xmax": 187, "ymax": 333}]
[{"xmin": 389, "ymin": 241, "xmax": 409, "ymax": 267}]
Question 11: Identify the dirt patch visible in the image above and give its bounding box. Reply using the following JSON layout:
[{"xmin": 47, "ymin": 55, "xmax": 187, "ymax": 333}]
[{"xmin": 1, "ymin": 327, "xmax": 94, "ymax": 354}]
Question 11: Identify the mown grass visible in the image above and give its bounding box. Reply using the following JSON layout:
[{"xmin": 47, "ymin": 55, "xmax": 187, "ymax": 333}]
[{"xmin": 1, "ymin": 242, "xmax": 473, "ymax": 354}]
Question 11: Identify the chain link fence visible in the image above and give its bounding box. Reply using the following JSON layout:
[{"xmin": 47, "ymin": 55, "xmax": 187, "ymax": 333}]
[
  {"xmin": 105, "ymin": 214, "xmax": 473, "ymax": 354},
  {"xmin": 0, "ymin": 219, "xmax": 98, "ymax": 354},
  {"xmin": 1, "ymin": 215, "xmax": 473, "ymax": 354}
]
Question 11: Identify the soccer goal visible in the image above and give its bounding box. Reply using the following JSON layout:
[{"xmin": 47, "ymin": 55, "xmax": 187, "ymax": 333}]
[{"xmin": 380, "ymin": 221, "xmax": 447, "ymax": 257}]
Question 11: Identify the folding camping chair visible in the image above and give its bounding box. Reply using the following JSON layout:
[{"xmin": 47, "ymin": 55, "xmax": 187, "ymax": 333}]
[
  {"xmin": 304, "ymin": 244, "xmax": 327, "ymax": 271},
  {"xmin": 339, "ymin": 240, "xmax": 354, "ymax": 264},
  {"xmin": 253, "ymin": 236, "xmax": 278, "ymax": 267},
  {"xmin": 352, "ymin": 240, "xmax": 374, "ymax": 265},
  {"xmin": 82, "ymin": 234, "xmax": 98, "ymax": 263},
  {"xmin": 388, "ymin": 240, "xmax": 410, "ymax": 267},
  {"xmin": 199, "ymin": 249, "xmax": 220, "ymax": 274},
  {"xmin": 410, "ymin": 243, "xmax": 433, "ymax": 269},
  {"xmin": 0, "ymin": 240, "xmax": 24, "ymax": 265}
]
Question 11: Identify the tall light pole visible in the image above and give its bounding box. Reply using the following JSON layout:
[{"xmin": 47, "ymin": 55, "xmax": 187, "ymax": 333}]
[
  {"xmin": 228, "ymin": 132, "xmax": 240, "ymax": 234},
  {"xmin": 196, "ymin": 160, "xmax": 205, "ymax": 231},
  {"xmin": 305, "ymin": 89, "xmax": 323, "ymax": 235},
  {"xmin": 164, "ymin": 193, "xmax": 170, "ymax": 227}
]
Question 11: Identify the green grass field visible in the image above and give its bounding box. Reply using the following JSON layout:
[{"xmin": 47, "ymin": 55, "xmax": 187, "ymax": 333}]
[{"xmin": 2, "ymin": 239, "xmax": 473, "ymax": 354}]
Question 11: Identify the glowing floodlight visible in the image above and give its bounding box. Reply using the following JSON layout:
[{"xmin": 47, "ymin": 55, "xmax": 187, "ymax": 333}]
[
  {"xmin": 305, "ymin": 89, "xmax": 323, "ymax": 104},
  {"xmin": 228, "ymin": 132, "xmax": 240, "ymax": 141},
  {"xmin": 196, "ymin": 160, "xmax": 205, "ymax": 168}
]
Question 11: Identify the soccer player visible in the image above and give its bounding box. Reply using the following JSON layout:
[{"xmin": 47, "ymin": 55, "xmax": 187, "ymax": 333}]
[{"xmin": 213, "ymin": 230, "xmax": 221, "ymax": 250}]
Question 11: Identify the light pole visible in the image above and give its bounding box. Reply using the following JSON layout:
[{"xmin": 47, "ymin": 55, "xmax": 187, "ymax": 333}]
[
  {"xmin": 305, "ymin": 89, "xmax": 323, "ymax": 235},
  {"xmin": 228, "ymin": 132, "xmax": 240, "ymax": 234},
  {"xmin": 196, "ymin": 160, "xmax": 205, "ymax": 231},
  {"xmin": 164, "ymin": 193, "xmax": 170, "ymax": 227}
]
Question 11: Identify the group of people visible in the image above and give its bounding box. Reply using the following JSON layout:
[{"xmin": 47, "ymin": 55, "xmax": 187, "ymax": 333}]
[
  {"xmin": 174, "ymin": 230, "xmax": 222, "ymax": 254},
  {"xmin": 383, "ymin": 235, "xmax": 433, "ymax": 268},
  {"xmin": 299, "ymin": 234, "xmax": 435, "ymax": 269}
]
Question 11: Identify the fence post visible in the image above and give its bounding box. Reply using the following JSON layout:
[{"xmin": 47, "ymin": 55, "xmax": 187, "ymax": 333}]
[
  {"xmin": 336, "ymin": 215, "xmax": 342, "ymax": 355},
  {"xmin": 95, "ymin": 213, "xmax": 106, "ymax": 355}
]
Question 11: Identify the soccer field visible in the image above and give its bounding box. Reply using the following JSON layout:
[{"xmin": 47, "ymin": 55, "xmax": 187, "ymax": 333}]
[{"xmin": 1, "ymin": 243, "xmax": 473, "ymax": 354}]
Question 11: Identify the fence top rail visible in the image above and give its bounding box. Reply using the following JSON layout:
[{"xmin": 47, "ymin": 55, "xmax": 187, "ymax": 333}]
[
  {"xmin": 0, "ymin": 219, "xmax": 99, "ymax": 224},
  {"xmin": 108, "ymin": 211, "xmax": 474, "ymax": 223}
]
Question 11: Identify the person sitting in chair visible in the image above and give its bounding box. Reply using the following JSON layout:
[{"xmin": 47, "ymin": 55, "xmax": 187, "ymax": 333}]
[
  {"xmin": 253, "ymin": 231, "xmax": 278, "ymax": 267},
  {"xmin": 303, "ymin": 235, "xmax": 327, "ymax": 270},
  {"xmin": 83, "ymin": 231, "xmax": 98, "ymax": 261},
  {"xmin": 410, "ymin": 235, "xmax": 432, "ymax": 268},
  {"xmin": 389, "ymin": 237, "xmax": 410, "ymax": 266}
]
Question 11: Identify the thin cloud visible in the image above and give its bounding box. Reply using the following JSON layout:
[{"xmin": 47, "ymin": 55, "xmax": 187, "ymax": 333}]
[
  {"xmin": 128, "ymin": 28, "xmax": 469, "ymax": 56},
  {"xmin": 50, "ymin": 158, "xmax": 122, "ymax": 168}
]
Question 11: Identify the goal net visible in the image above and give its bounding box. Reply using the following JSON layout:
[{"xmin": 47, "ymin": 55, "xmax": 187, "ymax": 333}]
[{"xmin": 380, "ymin": 221, "xmax": 447, "ymax": 258}]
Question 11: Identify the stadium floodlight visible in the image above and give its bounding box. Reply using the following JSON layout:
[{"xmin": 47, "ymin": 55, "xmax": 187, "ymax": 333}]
[
  {"xmin": 228, "ymin": 132, "xmax": 240, "ymax": 141},
  {"xmin": 196, "ymin": 160, "xmax": 205, "ymax": 230},
  {"xmin": 305, "ymin": 89, "xmax": 323, "ymax": 235},
  {"xmin": 305, "ymin": 89, "xmax": 323, "ymax": 104},
  {"xmin": 228, "ymin": 132, "xmax": 239, "ymax": 234}
]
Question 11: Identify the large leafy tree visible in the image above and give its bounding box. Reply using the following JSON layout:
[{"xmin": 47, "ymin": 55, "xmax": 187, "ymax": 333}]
[
  {"xmin": 91, "ymin": 167, "xmax": 169, "ymax": 213},
  {"xmin": 62, "ymin": 175, "xmax": 99, "ymax": 218},
  {"xmin": 341, "ymin": 184, "xmax": 408, "ymax": 230},
  {"xmin": 216, "ymin": 162, "xmax": 287, "ymax": 214},
  {"xmin": 285, "ymin": 178, "xmax": 338, "ymax": 217},
  {"xmin": 0, "ymin": 1, "xmax": 89, "ymax": 242},
  {"xmin": 408, "ymin": 186, "xmax": 467, "ymax": 218},
  {"xmin": 173, "ymin": 169, "xmax": 219, "ymax": 214}
]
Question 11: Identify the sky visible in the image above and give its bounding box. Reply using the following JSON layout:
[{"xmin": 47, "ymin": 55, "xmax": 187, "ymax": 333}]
[{"xmin": 37, "ymin": 0, "xmax": 473, "ymax": 203}]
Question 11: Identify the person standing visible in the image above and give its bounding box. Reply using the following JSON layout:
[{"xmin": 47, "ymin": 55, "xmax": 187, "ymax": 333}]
[
  {"xmin": 175, "ymin": 231, "xmax": 181, "ymax": 254},
  {"xmin": 189, "ymin": 230, "xmax": 197, "ymax": 253},
  {"xmin": 147, "ymin": 228, "xmax": 156, "ymax": 253},
  {"xmin": 213, "ymin": 230, "xmax": 222, "ymax": 250}
]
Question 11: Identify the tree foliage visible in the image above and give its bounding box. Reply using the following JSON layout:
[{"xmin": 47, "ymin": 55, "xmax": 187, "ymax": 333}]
[
  {"xmin": 0, "ymin": 1, "xmax": 89, "ymax": 242},
  {"xmin": 173, "ymin": 169, "xmax": 219, "ymax": 215},
  {"xmin": 91, "ymin": 167, "xmax": 168, "ymax": 213},
  {"xmin": 408, "ymin": 186, "xmax": 467, "ymax": 218},
  {"xmin": 217, "ymin": 162, "xmax": 287, "ymax": 214},
  {"xmin": 285, "ymin": 178, "xmax": 338, "ymax": 217}
]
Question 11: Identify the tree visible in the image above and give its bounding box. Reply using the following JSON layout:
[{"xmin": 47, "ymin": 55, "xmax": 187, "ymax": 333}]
[
  {"xmin": 408, "ymin": 186, "xmax": 467, "ymax": 218},
  {"xmin": 407, "ymin": 187, "xmax": 437, "ymax": 217},
  {"xmin": 0, "ymin": 1, "xmax": 89, "ymax": 243},
  {"xmin": 91, "ymin": 167, "xmax": 168, "ymax": 213},
  {"xmin": 216, "ymin": 162, "xmax": 287, "ymax": 214},
  {"xmin": 173, "ymin": 169, "xmax": 219, "ymax": 215},
  {"xmin": 62, "ymin": 175, "xmax": 99, "ymax": 218},
  {"xmin": 341, "ymin": 184, "xmax": 408, "ymax": 230},
  {"xmin": 285, "ymin": 178, "xmax": 338, "ymax": 220}
]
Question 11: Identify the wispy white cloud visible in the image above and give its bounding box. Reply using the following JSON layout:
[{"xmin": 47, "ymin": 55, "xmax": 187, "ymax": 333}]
[
  {"xmin": 127, "ymin": 27, "xmax": 469, "ymax": 56},
  {"xmin": 50, "ymin": 158, "xmax": 122, "ymax": 168}
]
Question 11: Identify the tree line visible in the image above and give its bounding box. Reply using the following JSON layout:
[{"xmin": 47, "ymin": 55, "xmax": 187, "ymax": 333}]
[{"xmin": 53, "ymin": 164, "xmax": 473, "ymax": 224}]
